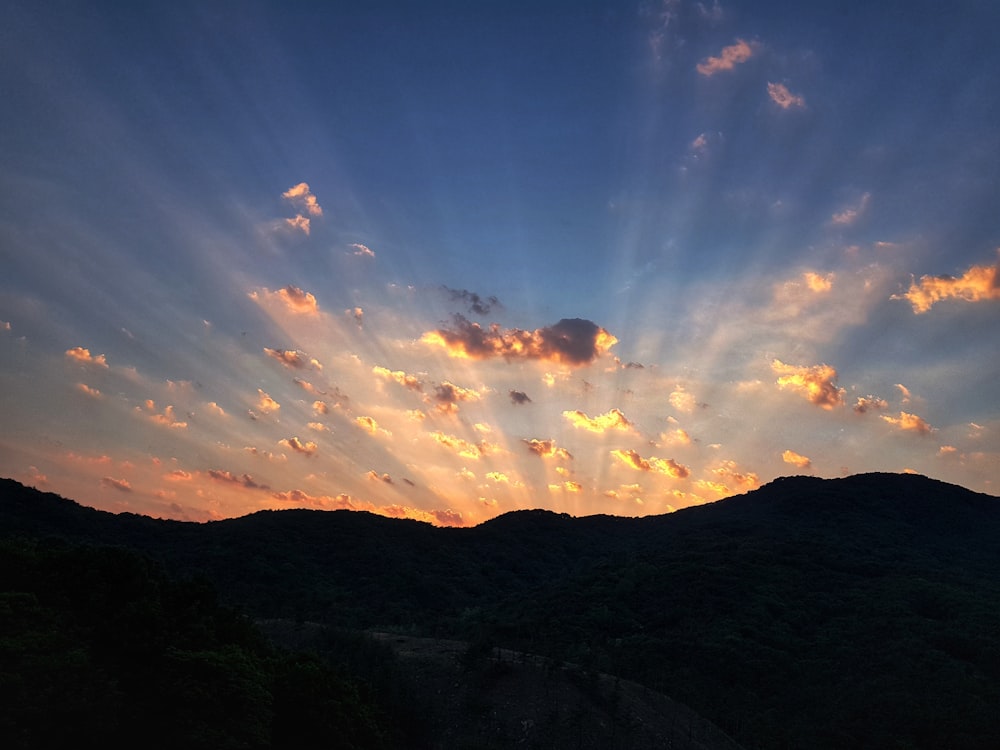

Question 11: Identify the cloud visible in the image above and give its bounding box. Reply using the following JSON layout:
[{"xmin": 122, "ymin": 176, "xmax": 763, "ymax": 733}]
[
  {"xmin": 164, "ymin": 469, "xmax": 193, "ymax": 481},
  {"xmin": 307, "ymin": 421, "xmax": 328, "ymax": 432},
  {"xmin": 708, "ymin": 460, "xmax": 760, "ymax": 494},
  {"xmin": 366, "ymin": 470, "xmax": 393, "ymax": 484},
  {"xmin": 431, "ymin": 431, "xmax": 498, "ymax": 460},
  {"xmin": 206, "ymin": 401, "xmax": 226, "ymax": 417},
  {"xmin": 431, "ymin": 381, "xmax": 482, "ymax": 414},
  {"xmin": 76, "ymin": 383, "xmax": 102, "ymax": 398},
  {"xmin": 347, "ymin": 307, "xmax": 364, "ymax": 325},
  {"xmin": 610, "ymin": 449, "xmax": 690, "ymax": 478},
  {"xmin": 442, "ymin": 286, "xmax": 501, "ymax": 316},
  {"xmin": 264, "ymin": 347, "xmax": 320, "ymax": 370},
  {"xmin": 881, "ymin": 411, "xmax": 934, "ymax": 434},
  {"xmin": 563, "ymin": 408, "xmax": 634, "ymax": 433},
  {"xmin": 831, "ymin": 193, "xmax": 871, "ymax": 226},
  {"xmin": 279, "ymin": 436, "xmax": 319, "ymax": 456},
  {"xmin": 256, "ymin": 389, "xmax": 280, "ymax": 413},
  {"xmin": 313, "ymin": 400, "xmax": 329, "ymax": 415},
  {"xmin": 549, "ymin": 481, "xmax": 583, "ymax": 493},
  {"xmin": 65, "ymin": 346, "xmax": 108, "ymax": 367},
  {"xmin": 373, "ymin": 365, "xmax": 423, "ymax": 392},
  {"xmin": 523, "ymin": 438, "xmax": 573, "ymax": 461},
  {"xmin": 782, "ymin": 450, "xmax": 812, "ymax": 469},
  {"xmin": 285, "ymin": 215, "xmax": 311, "ymax": 235},
  {"xmin": 350, "ymin": 243, "xmax": 375, "ymax": 258},
  {"xmin": 355, "ymin": 415, "xmax": 391, "ymax": 437},
  {"xmin": 895, "ymin": 384, "xmax": 912, "ymax": 404},
  {"xmin": 282, "ymin": 182, "xmax": 323, "ymax": 217},
  {"xmin": 208, "ymin": 469, "xmax": 269, "ymax": 490},
  {"xmin": 661, "ymin": 428, "xmax": 691, "ymax": 446},
  {"xmin": 854, "ymin": 395, "xmax": 888, "ymax": 414},
  {"xmin": 803, "ymin": 272, "xmax": 834, "ymax": 292},
  {"xmin": 101, "ymin": 476, "xmax": 132, "ymax": 492},
  {"xmin": 293, "ymin": 378, "xmax": 323, "ymax": 395},
  {"xmin": 669, "ymin": 387, "xmax": 698, "ymax": 413},
  {"xmin": 250, "ymin": 285, "xmax": 320, "ymax": 315},
  {"xmin": 421, "ymin": 315, "xmax": 617, "ymax": 366},
  {"xmin": 767, "ymin": 82, "xmax": 805, "ymax": 109},
  {"xmin": 771, "ymin": 359, "xmax": 845, "ymax": 409},
  {"xmin": 138, "ymin": 401, "xmax": 188, "ymax": 428},
  {"xmin": 892, "ymin": 256, "xmax": 1000, "ymax": 313},
  {"xmin": 509, "ymin": 390, "xmax": 532, "ymax": 405},
  {"xmin": 696, "ymin": 39, "xmax": 754, "ymax": 76}
]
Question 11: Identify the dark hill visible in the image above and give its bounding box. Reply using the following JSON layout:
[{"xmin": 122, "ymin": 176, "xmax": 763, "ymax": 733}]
[{"xmin": 3, "ymin": 473, "xmax": 1000, "ymax": 749}]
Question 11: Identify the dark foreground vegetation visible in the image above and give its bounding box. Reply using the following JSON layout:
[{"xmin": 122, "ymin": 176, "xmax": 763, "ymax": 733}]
[{"xmin": 3, "ymin": 473, "xmax": 1000, "ymax": 749}]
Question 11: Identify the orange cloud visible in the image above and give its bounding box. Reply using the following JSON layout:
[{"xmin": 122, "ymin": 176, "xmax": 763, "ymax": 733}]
[
  {"xmin": 256, "ymin": 389, "xmax": 280, "ymax": 413},
  {"xmin": 881, "ymin": 411, "xmax": 934, "ymax": 435},
  {"xmin": 206, "ymin": 401, "xmax": 226, "ymax": 417},
  {"xmin": 272, "ymin": 489, "xmax": 465, "ymax": 527},
  {"xmin": 421, "ymin": 316, "xmax": 616, "ymax": 366},
  {"xmin": 669, "ymin": 387, "xmax": 698, "ymax": 413},
  {"xmin": 366, "ymin": 470, "xmax": 393, "ymax": 484},
  {"xmin": 895, "ymin": 383, "xmax": 912, "ymax": 404},
  {"xmin": 285, "ymin": 214, "xmax": 311, "ymax": 235},
  {"xmin": 431, "ymin": 381, "xmax": 482, "ymax": 414},
  {"xmin": 137, "ymin": 401, "xmax": 188, "ymax": 428},
  {"xmin": 782, "ymin": 450, "xmax": 812, "ymax": 469},
  {"xmin": 101, "ymin": 476, "xmax": 132, "ymax": 492},
  {"xmin": 264, "ymin": 347, "xmax": 320, "ymax": 370},
  {"xmin": 892, "ymin": 256, "xmax": 1000, "ymax": 313},
  {"xmin": 767, "ymin": 82, "xmax": 805, "ymax": 109},
  {"xmin": 307, "ymin": 421, "xmax": 328, "ymax": 432},
  {"xmin": 373, "ymin": 365, "xmax": 423, "ymax": 392},
  {"xmin": 250, "ymin": 285, "xmax": 320, "ymax": 315},
  {"xmin": 313, "ymin": 400, "xmax": 329, "ymax": 415},
  {"xmin": 771, "ymin": 359, "xmax": 845, "ymax": 409},
  {"xmin": 803, "ymin": 271, "xmax": 834, "ymax": 292},
  {"xmin": 661, "ymin": 428, "xmax": 691, "ymax": 446},
  {"xmin": 65, "ymin": 347, "xmax": 108, "ymax": 367},
  {"xmin": 696, "ymin": 39, "xmax": 754, "ymax": 76},
  {"xmin": 279, "ymin": 436, "xmax": 319, "ymax": 456},
  {"xmin": 548, "ymin": 481, "xmax": 583, "ymax": 493},
  {"xmin": 523, "ymin": 438, "xmax": 573, "ymax": 461},
  {"xmin": 707, "ymin": 460, "xmax": 760, "ymax": 495},
  {"xmin": 76, "ymin": 383, "xmax": 102, "ymax": 398},
  {"xmin": 563, "ymin": 408, "xmax": 633, "ymax": 433},
  {"xmin": 854, "ymin": 395, "xmax": 888, "ymax": 414},
  {"xmin": 431, "ymin": 431, "xmax": 498, "ymax": 460},
  {"xmin": 164, "ymin": 469, "xmax": 193, "ymax": 481},
  {"xmin": 610, "ymin": 449, "xmax": 690, "ymax": 479},
  {"xmin": 355, "ymin": 415, "xmax": 391, "ymax": 437},
  {"xmin": 347, "ymin": 307, "xmax": 364, "ymax": 325},
  {"xmin": 282, "ymin": 182, "xmax": 323, "ymax": 217}
]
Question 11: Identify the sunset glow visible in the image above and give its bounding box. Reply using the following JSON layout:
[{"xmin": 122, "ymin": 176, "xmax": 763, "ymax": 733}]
[{"xmin": 1, "ymin": 2, "xmax": 998, "ymax": 524}]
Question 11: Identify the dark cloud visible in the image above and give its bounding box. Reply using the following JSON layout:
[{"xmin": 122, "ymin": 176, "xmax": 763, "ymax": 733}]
[
  {"xmin": 509, "ymin": 390, "xmax": 532, "ymax": 405},
  {"xmin": 442, "ymin": 286, "xmax": 501, "ymax": 316},
  {"xmin": 101, "ymin": 476, "xmax": 132, "ymax": 492},
  {"xmin": 422, "ymin": 315, "xmax": 617, "ymax": 366},
  {"xmin": 208, "ymin": 469, "xmax": 269, "ymax": 490}
]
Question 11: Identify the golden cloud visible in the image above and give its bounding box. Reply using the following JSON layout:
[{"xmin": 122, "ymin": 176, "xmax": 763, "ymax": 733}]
[
  {"xmin": 264, "ymin": 347, "xmax": 319, "ymax": 370},
  {"xmin": 771, "ymin": 359, "xmax": 845, "ymax": 409},
  {"xmin": 696, "ymin": 39, "xmax": 754, "ymax": 76},
  {"xmin": 431, "ymin": 431, "xmax": 498, "ymax": 460},
  {"xmin": 563, "ymin": 408, "xmax": 633, "ymax": 433},
  {"xmin": 65, "ymin": 346, "xmax": 108, "ymax": 367},
  {"xmin": 892, "ymin": 257, "xmax": 1000, "ymax": 313},
  {"xmin": 781, "ymin": 449, "xmax": 812, "ymax": 469},
  {"xmin": 523, "ymin": 438, "xmax": 573, "ymax": 461},
  {"xmin": 272, "ymin": 488, "xmax": 464, "ymax": 526},
  {"xmin": 610, "ymin": 449, "xmax": 690, "ymax": 479},
  {"xmin": 881, "ymin": 411, "xmax": 934, "ymax": 435},
  {"xmin": 373, "ymin": 365, "xmax": 423, "ymax": 392},
  {"xmin": 669, "ymin": 387, "xmax": 698, "ymax": 413},
  {"xmin": 250, "ymin": 285, "xmax": 320, "ymax": 315},
  {"xmin": 421, "ymin": 316, "xmax": 616, "ymax": 366},
  {"xmin": 256, "ymin": 389, "xmax": 280, "ymax": 413},
  {"xmin": 282, "ymin": 182, "xmax": 323, "ymax": 217},
  {"xmin": 285, "ymin": 214, "xmax": 311, "ymax": 235},
  {"xmin": 279, "ymin": 436, "xmax": 319, "ymax": 456},
  {"xmin": 854, "ymin": 395, "xmax": 888, "ymax": 414}
]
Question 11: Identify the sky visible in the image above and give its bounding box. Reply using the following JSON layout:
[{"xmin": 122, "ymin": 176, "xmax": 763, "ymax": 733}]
[{"xmin": 2, "ymin": 1, "xmax": 998, "ymax": 525}]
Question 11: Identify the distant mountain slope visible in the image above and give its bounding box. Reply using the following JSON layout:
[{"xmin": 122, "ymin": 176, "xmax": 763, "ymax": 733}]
[{"xmin": 3, "ymin": 473, "xmax": 1000, "ymax": 749}]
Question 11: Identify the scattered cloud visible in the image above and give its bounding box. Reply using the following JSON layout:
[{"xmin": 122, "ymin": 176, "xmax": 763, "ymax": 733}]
[
  {"xmin": 350, "ymin": 243, "xmax": 375, "ymax": 258},
  {"xmin": 881, "ymin": 411, "xmax": 934, "ymax": 434},
  {"xmin": 696, "ymin": 39, "xmax": 754, "ymax": 76},
  {"xmin": 307, "ymin": 421, "xmax": 328, "ymax": 432},
  {"xmin": 442, "ymin": 286, "xmax": 501, "ymax": 316},
  {"xmin": 771, "ymin": 359, "xmax": 845, "ymax": 409},
  {"xmin": 65, "ymin": 347, "xmax": 108, "ymax": 367},
  {"xmin": 892, "ymin": 256, "xmax": 1000, "ymax": 313},
  {"xmin": 610, "ymin": 449, "xmax": 690, "ymax": 478},
  {"xmin": 164, "ymin": 469, "xmax": 193, "ymax": 481},
  {"xmin": 432, "ymin": 431, "xmax": 498, "ymax": 459},
  {"xmin": 264, "ymin": 347, "xmax": 320, "ymax": 370},
  {"xmin": 431, "ymin": 381, "xmax": 482, "ymax": 414},
  {"xmin": 206, "ymin": 401, "xmax": 227, "ymax": 417},
  {"xmin": 661, "ymin": 428, "xmax": 691, "ymax": 446},
  {"xmin": 313, "ymin": 400, "xmax": 329, "ymax": 415},
  {"xmin": 854, "ymin": 395, "xmax": 888, "ymax": 414},
  {"xmin": 250, "ymin": 285, "xmax": 320, "ymax": 315},
  {"xmin": 285, "ymin": 214, "xmax": 311, "ymax": 235},
  {"xmin": 101, "ymin": 476, "xmax": 132, "ymax": 492},
  {"xmin": 347, "ymin": 307, "xmax": 364, "ymax": 325},
  {"xmin": 669, "ymin": 387, "xmax": 698, "ymax": 413},
  {"xmin": 767, "ymin": 82, "xmax": 805, "ymax": 109},
  {"xmin": 831, "ymin": 193, "xmax": 871, "ymax": 226},
  {"xmin": 366, "ymin": 470, "xmax": 393, "ymax": 484},
  {"xmin": 76, "ymin": 383, "xmax": 102, "ymax": 398},
  {"xmin": 896, "ymin": 383, "xmax": 912, "ymax": 404},
  {"xmin": 509, "ymin": 390, "xmax": 532, "ymax": 405},
  {"xmin": 523, "ymin": 438, "xmax": 573, "ymax": 461},
  {"xmin": 279, "ymin": 436, "xmax": 319, "ymax": 456},
  {"xmin": 782, "ymin": 449, "xmax": 812, "ymax": 469},
  {"xmin": 256, "ymin": 389, "xmax": 280, "ymax": 413},
  {"xmin": 282, "ymin": 182, "xmax": 323, "ymax": 216},
  {"xmin": 138, "ymin": 401, "xmax": 188, "ymax": 428},
  {"xmin": 421, "ymin": 316, "xmax": 617, "ymax": 366},
  {"xmin": 208, "ymin": 469, "xmax": 269, "ymax": 490},
  {"xmin": 563, "ymin": 408, "xmax": 634, "ymax": 434},
  {"xmin": 373, "ymin": 365, "xmax": 423, "ymax": 392},
  {"xmin": 355, "ymin": 415, "xmax": 391, "ymax": 437}
]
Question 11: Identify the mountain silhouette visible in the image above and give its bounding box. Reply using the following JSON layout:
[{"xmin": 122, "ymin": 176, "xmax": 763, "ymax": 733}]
[{"xmin": 3, "ymin": 472, "xmax": 999, "ymax": 749}]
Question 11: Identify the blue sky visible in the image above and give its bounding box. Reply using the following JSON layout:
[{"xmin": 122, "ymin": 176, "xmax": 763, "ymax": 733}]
[{"xmin": 2, "ymin": 0, "xmax": 998, "ymax": 524}]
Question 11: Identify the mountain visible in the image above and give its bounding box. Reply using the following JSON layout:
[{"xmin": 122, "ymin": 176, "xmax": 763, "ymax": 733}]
[{"xmin": 3, "ymin": 473, "xmax": 1000, "ymax": 749}]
